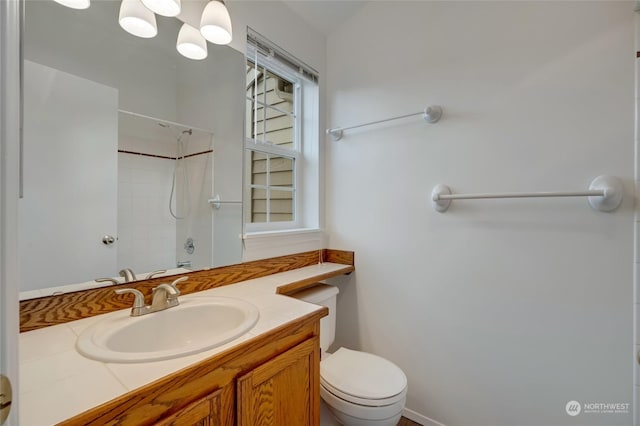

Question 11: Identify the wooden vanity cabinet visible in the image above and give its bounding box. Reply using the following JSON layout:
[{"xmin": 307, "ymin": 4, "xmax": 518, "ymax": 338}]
[
  {"xmin": 154, "ymin": 388, "xmax": 225, "ymax": 426},
  {"xmin": 153, "ymin": 337, "xmax": 319, "ymax": 426},
  {"xmin": 59, "ymin": 310, "xmax": 325, "ymax": 426},
  {"xmin": 237, "ymin": 338, "xmax": 319, "ymax": 426}
]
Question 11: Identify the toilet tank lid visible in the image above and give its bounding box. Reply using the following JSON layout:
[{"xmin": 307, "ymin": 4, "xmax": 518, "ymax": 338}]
[
  {"xmin": 321, "ymin": 348, "xmax": 407, "ymax": 400},
  {"xmin": 291, "ymin": 283, "xmax": 339, "ymax": 304}
]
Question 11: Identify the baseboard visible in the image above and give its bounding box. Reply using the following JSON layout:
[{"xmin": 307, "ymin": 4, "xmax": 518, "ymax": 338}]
[{"xmin": 403, "ymin": 407, "xmax": 447, "ymax": 426}]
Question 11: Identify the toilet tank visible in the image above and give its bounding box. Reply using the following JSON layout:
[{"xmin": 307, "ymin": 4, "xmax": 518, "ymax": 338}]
[{"xmin": 291, "ymin": 283, "xmax": 339, "ymax": 354}]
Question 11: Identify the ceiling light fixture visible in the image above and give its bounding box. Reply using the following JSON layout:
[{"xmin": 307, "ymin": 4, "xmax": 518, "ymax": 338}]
[
  {"xmin": 177, "ymin": 23, "xmax": 208, "ymax": 60},
  {"xmin": 141, "ymin": 0, "xmax": 181, "ymax": 17},
  {"xmin": 200, "ymin": 0, "xmax": 232, "ymax": 45},
  {"xmin": 52, "ymin": 0, "xmax": 90, "ymax": 10},
  {"xmin": 119, "ymin": 0, "xmax": 158, "ymax": 39}
]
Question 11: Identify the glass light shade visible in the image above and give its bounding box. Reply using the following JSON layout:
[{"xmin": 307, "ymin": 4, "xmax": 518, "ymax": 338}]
[
  {"xmin": 200, "ymin": 0, "xmax": 232, "ymax": 45},
  {"xmin": 177, "ymin": 24, "xmax": 208, "ymax": 60},
  {"xmin": 52, "ymin": 0, "xmax": 90, "ymax": 10},
  {"xmin": 141, "ymin": 0, "xmax": 181, "ymax": 17},
  {"xmin": 119, "ymin": 0, "xmax": 158, "ymax": 39}
]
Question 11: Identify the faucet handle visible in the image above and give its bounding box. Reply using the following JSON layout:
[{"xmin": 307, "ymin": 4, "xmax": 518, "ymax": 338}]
[
  {"xmin": 152, "ymin": 276, "xmax": 187, "ymax": 298},
  {"xmin": 115, "ymin": 288, "xmax": 145, "ymax": 309},
  {"xmin": 144, "ymin": 270, "xmax": 167, "ymax": 280},
  {"xmin": 168, "ymin": 276, "xmax": 189, "ymax": 294},
  {"xmin": 151, "ymin": 278, "xmax": 187, "ymax": 310},
  {"xmin": 119, "ymin": 268, "xmax": 137, "ymax": 282}
]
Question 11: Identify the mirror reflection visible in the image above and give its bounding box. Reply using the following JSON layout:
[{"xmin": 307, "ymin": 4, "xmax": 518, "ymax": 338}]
[
  {"xmin": 116, "ymin": 111, "xmax": 215, "ymax": 275},
  {"xmin": 20, "ymin": 0, "xmax": 244, "ymax": 298}
]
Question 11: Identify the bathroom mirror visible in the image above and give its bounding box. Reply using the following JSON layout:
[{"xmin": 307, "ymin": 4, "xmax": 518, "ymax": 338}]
[{"xmin": 19, "ymin": 0, "xmax": 244, "ymax": 297}]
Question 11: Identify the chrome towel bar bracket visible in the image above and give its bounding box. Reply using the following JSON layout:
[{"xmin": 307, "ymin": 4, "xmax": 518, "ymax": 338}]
[{"xmin": 208, "ymin": 194, "xmax": 242, "ymax": 209}]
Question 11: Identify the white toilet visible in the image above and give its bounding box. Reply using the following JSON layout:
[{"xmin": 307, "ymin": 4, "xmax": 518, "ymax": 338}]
[{"xmin": 293, "ymin": 284, "xmax": 407, "ymax": 426}]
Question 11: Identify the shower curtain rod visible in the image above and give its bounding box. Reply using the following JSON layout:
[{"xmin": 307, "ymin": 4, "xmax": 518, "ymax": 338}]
[
  {"xmin": 326, "ymin": 105, "xmax": 443, "ymax": 141},
  {"xmin": 431, "ymin": 175, "xmax": 623, "ymax": 213},
  {"xmin": 118, "ymin": 109, "xmax": 214, "ymax": 135}
]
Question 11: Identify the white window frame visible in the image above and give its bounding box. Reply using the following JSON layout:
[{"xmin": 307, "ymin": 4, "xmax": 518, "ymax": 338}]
[
  {"xmin": 244, "ymin": 140, "xmax": 301, "ymax": 232},
  {"xmin": 244, "ymin": 35, "xmax": 317, "ymax": 234}
]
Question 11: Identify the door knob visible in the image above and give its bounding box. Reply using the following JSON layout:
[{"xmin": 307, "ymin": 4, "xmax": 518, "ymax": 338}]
[
  {"xmin": 102, "ymin": 235, "xmax": 116, "ymax": 245},
  {"xmin": 0, "ymin": 375, "xmax": 12, "ymax": 425}
]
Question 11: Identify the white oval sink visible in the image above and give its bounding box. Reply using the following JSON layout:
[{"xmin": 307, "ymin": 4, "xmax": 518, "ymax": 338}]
[{"xmin": 76, "ymin": 297, "xmax": 259, "ymax": 363}]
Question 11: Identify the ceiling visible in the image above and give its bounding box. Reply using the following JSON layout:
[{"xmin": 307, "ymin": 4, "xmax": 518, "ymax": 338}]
[{"xmin": 281, "ymin": 0, "xmax": 367, "ymax": 36}]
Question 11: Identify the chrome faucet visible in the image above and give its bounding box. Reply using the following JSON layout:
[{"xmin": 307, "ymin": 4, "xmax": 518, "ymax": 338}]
[
  {"xmin": 115, "ymin": 277, "xmax": 189, "ymax": 317},
  {"xmin": 151, "ymin": 283, "xmax": 180, "ymax": 310},
  {"xmin": 119, "ymin": 268, "xmax": 137, "ymax": 282},
  {"xmin": 114, "ymin": 287, "xmax": 148, "ymax": 316}
]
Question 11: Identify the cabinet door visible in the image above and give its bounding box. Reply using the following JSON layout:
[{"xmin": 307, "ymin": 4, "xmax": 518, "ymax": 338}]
[
  {"xmin": 237, "ymin": 338, "xmax": 320, "ymax": 426},
  {"xmin": 154, "ymin": 387, "xmax": 226, "ymax": 426}
]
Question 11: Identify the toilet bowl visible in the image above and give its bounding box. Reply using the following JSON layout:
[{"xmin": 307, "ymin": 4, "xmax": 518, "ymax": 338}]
[
  {"xmin": 320, "ymin": 347, "xmax": 407, "ymax": 426},
  {"xmin": 292, "ymin": 285, "xmax": 408, "ymax": 426}
]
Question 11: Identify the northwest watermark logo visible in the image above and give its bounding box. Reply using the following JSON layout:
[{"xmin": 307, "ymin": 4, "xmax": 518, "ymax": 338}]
[
  {"xmin": 565, "ymin": 400, "xmax": 629, "ymax": 416},
  {"xmin": 565, "ymin": 401, "xmax": 581, "ymax": 416}
]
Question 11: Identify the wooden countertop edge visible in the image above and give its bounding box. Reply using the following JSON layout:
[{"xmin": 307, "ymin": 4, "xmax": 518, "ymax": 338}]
[
  {"xmin": 58, "ymin": 307, "xmax": 328, "ymax": 426},
  {"xmin": 276, "ymin": 264, "xmax": 355, "ymax": 295}
]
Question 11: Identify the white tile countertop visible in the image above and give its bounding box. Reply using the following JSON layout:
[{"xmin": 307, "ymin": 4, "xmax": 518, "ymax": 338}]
[{"xmin": 19, "ymin": 262, "xmax": 349, "ymax": 426}]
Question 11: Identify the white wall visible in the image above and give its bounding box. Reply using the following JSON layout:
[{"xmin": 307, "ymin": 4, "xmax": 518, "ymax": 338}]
[{"xmin": 325, "ymin": 2, "xmax": 635, "ymax": 426}]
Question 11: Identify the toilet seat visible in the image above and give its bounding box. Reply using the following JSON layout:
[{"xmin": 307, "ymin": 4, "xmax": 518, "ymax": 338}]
[
  {"xmin": 320, "ymin": 348, "xmax": 407, "ymax": 407},
  {"xmin": 321, "ymin": 379, "xmax": 407, "ymax": 407}
]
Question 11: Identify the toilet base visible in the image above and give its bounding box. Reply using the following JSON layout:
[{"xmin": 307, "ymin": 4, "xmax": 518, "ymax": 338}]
[
  {"xmin": 320, "ymin": 381, "xmax": 406, "ymax": 426},
  {"xmin": 320, "ymin": 386, "xmax": 405, "ymax": 426},
  {"xmin": 325, "ymin": 403, "xmax": 402, "ymax": 426}
]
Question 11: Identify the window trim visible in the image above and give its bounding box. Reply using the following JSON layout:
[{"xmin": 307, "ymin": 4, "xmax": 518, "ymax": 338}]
[
  {"xmin": 244, "ymin": 139, "xmax": 301, "ymax": 232},
  {"xmin": 244, "ymin": 30, "xmax": 318, "ymax": 235},
  {"xmin": 245, "ymin": 58, "xmax": 302, "ymax": 232},
  {"xmin": 247, "ymin": 28, "xmax": 319, "ymax": 84}
]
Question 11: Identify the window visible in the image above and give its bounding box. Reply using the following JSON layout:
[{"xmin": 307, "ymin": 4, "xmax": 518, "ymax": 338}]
[
  {"xmin": 244, "ymin": 29, "xmax": 319, "ymax": 233},
  {"xmin": 246, "ymin": 61, "xmax": 298, "ymax": 225}
]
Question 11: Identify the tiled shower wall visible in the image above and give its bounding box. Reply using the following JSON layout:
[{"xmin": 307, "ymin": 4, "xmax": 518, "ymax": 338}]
[
  {"xmin": 117, "ymin": 153, "xmax": 176, "ymax": 274},
  {"xmin": 174, "ymin": 133, "xmax": 214, "ymax": 271},
  {"xmin": 118, "ymin": 130, "xmax": 214, "ymax": 275}
]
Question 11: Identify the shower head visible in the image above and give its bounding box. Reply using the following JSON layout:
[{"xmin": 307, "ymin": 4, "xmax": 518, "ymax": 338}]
[{"xmin": 158, "ymin": 122, "xmax": 192, "ymax": 143}]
